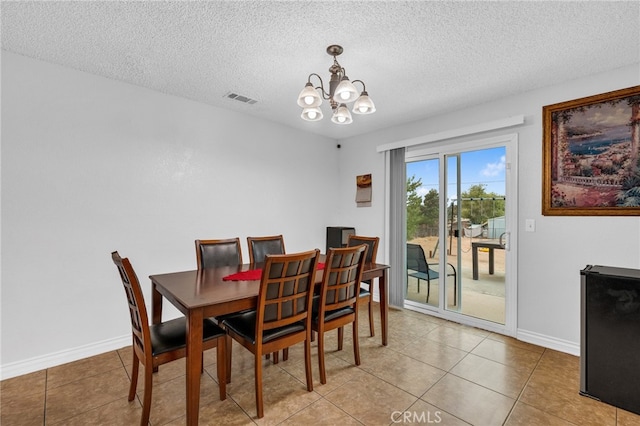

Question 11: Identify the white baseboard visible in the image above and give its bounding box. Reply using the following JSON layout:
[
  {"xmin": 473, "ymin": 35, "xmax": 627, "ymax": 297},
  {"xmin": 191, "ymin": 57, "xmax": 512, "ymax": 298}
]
[
  {"xmin": 1, "ymin": 335, "xmax": 131, "ymax": 380},
  {"xmin": 517, "ymin": 328, "xmax": 580, "ymax": 356}
]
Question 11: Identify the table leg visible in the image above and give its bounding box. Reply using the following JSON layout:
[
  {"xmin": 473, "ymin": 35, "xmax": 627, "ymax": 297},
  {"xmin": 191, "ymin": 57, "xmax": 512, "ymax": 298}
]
[
  {"xmin": 472, "ymin": 246, "xmax": 479, "ymax": 280},
  {"xmin": 489, "ymin": 248, "xmax": 495, "ymax": 275},
  {"xmin": 151, "ymin": 283, "xmax": 163, "ymax": 325},
  {"xmin": 186, "ymin": 309, "xmax": 204, "ymax": 426},
  {"xmin": 378, "ymin": 269, "xmax": 389, "ymax": 346}
]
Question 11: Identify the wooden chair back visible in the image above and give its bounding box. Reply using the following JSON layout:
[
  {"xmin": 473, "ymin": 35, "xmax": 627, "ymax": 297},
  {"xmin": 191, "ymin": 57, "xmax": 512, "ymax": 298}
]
[
  {"xmin": 247, "ymin": 235, "xmax": 285, "ymax": 264},
  {"xmin": 347, "ymin": 235, "xmax": 379, "ymax": 263},
  {"xmin": 320, "ymin": 244, "xmax": 368, "ymax": 314},
  {"xmin": 256, "ymin": 249, "xmax": 319, "ymax": 336},
  {"xmin": 195, "ymin": 238, "xmax": 243, "ymax": 269},
  {"xmin": 112, "ymin": 251, "xmax": 151, "ymax": 365}
]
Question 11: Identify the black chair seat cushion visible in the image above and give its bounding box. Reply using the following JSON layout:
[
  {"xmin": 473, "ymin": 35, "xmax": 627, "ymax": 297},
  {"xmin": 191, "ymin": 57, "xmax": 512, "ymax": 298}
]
[
  {"xmin": 222, "ymin": 311, "xmax": 305, "ymax": 344},
  {"xmin": 358, "ymin": 286, "xmax": 371, "ymax": 298},
  {"xmin": 150, "ymin": 317, "xmax": 225, "ymax": 357},
  {"xmin": 312, "ymin": 306, "xmax": 355, "ymax": 326}
]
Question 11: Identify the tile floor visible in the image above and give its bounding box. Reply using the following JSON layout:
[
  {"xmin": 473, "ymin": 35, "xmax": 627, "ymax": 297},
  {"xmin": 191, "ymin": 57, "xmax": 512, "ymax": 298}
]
[{"xmin": 2, "ymin": 305, "xmax": 639, "ymax": 425}]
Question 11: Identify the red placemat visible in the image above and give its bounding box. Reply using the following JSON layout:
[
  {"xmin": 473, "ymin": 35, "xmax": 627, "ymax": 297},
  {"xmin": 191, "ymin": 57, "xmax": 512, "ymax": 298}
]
[{"xmin": 222, "ymin": 263, "xmax": 324, "ymax": 281}]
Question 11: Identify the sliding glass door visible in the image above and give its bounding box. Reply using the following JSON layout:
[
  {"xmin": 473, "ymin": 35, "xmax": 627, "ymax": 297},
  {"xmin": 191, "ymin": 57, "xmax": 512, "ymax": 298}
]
[{"xmin": 404, "ymin": 135, "xmax": 517, "ymax": 333}]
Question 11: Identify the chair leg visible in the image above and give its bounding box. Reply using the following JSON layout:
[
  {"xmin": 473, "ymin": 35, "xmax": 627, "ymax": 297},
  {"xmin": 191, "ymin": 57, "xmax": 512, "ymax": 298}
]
[
  {"xmin": 272, "ymin": 351, "xmax": 279, "ymax": 364},
  {"xmin": 141, "ymin": 365, "xmax": 153, "ymax": 426},
  {"xmin": 283, "ymin": 348, "xmax": 289, "ymax": 361},
  {"xmin": 352, "ymin": 315, "xmax": 361, "ymax": 366},
  {"xmin": 216, "ymin": 340, "xmax": 227, "ymax": 401},
  {"xmin": 368, "ymin": 298, "xmax": 375, "ymax": 337},
  {"xmin": 317, "ymin": 327, "xmax": 327, "ymax": 384},
  {"xmin": 426, "ymin": 278, "xmax": 430, "ymax": 303},
  {"xmin": 304, "ymin": 334, "xmax": 313, "ymax": 391},
  {"xmin": 255, "ymin": 353, "xmax": 264, "ymax": 418},
  {"xmin": 225, "ymin": 334, "xmax": 233, "ymax": 384},
  {"xmin": 128, "ymin": 352, "xmax": 139, "ymax": 401},
  {"xmin": 453, "ymin": 269, "xmax": 457, "ymax": 306},
  {"xmin": 337, "ymin": 326, "xmax": 344, "ymax": 351}
]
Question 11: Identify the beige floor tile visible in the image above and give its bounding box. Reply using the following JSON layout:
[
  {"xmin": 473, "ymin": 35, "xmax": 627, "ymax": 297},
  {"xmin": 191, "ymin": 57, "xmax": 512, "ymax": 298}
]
[
  {"xmin": 46, "ymin": 351, "xmax": 125, "ymax": 389},
  {"xmin": 471, "ymin": 337, "xmax": 543, "ymax": 371},
  {"xmin": 617, "ymin": 408, "xmax": 640, "ymax": 426},
  {"xmin": 486, "ymin": 332, "xmax": 545, "ymax": 353},
  {"xmin": 422, "ymin": 374, "xmax": 515, "ymax": 426},
  {"xmin": 357, "ymin": 347, "xmax": 446, "ymax": 397},
  {"xmin": 324, "ymin": 369, "xmax": 417, "ymax": 424},
  {"xmin": 425, "ymin": 325, "xmax": 486, "ymax": 352},
  {"xmin": 403, "ymin": 399, "xmax": 471, "ymax": 425},
  {"xmin": 520, "ymin": 362, "xmax": 616, "ymax": 426},
  {"xmin": 0, "ymin": 390, "xmax": 45, "ymax": 426},
  {"xmin": 449, "ymin": 353, "xmax": 531, "ymax": 398},
  {"xmin": 397, "ymin": 338, "xmax": 468, "ymax": 371},
  {"xmin": 47, "ymin": 397, "xmax": 142, "ymax": 426},
  {"xmin": 279, "ymin": 398, "xmax": 362, "ymax": 426},
  {"xmin": 1, "ymin": 370, "xmax": 46, "ymax": 396},
  {"xmin": 505, "ymin": 401, "xmax": 576, "ymax": 426},
  {"xmin": 45, "ymin": 367, "xmax": 131, "ymax": 424}
]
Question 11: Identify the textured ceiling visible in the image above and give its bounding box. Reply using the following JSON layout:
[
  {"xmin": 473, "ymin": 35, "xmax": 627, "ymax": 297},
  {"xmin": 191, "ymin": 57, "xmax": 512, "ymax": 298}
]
[{"xmin": 2, "ymin": 1, "xmax": 639, "ymax": 140}]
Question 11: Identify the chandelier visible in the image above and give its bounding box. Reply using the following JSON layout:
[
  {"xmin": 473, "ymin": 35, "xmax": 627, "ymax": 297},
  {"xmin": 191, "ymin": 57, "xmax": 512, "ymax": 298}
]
[{"xmin": 297, "ymin": 45, "xmax": 375, "ymax": 125}]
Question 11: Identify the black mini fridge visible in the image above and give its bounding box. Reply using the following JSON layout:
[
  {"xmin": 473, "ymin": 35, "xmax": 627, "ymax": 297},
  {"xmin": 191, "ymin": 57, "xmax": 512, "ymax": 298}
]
[{"xmin": 580, "ymin": 265, "xmax": 640, "ymax": 415}]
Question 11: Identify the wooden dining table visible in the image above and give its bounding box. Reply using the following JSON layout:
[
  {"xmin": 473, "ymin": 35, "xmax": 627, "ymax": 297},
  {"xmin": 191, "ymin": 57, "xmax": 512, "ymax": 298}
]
[{"xmin": 149, "ymin": 257, "xmax": 389, "ymax": 425}]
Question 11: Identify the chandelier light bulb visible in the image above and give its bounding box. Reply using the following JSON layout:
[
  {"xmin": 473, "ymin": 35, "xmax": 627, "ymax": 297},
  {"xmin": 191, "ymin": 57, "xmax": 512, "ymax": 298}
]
[
  {"xmin": 352, "ymin": 91, "xmax": 376, "ymax": 115},
  {"xmin": 333, "ymin": 76, "xmax": 359, "ymax": 103},
  {"xmin": 297, "ymin": 82, "xmax": 322, "ymax": 108},
  {"xmin": 301, "ymin": 106, "xmax": 323, "ymax": 121},
  {"xmin": 330, "ymin": 104, "xmax": 353, "ymax": 125}
]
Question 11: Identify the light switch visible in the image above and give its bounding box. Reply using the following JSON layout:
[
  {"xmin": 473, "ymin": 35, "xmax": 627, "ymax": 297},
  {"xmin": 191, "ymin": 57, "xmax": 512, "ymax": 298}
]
[{"xmin": 525, "ymin": 219, "xmax": 535, "ymax": 232}]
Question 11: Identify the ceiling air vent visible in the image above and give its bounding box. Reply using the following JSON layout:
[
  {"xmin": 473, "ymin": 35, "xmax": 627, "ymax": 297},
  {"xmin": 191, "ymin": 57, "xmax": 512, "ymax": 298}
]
[{"xmin": 224, "ymin": 92, "xmax": 258, "ymax": 105}]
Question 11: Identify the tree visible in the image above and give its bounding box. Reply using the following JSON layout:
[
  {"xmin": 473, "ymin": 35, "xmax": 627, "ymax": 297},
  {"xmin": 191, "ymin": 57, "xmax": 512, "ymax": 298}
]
[
  {"xmin": 421, "ymin": 188, "xmax": 439, "ymax": 228},
  {"xmin": 460, "ymin": 184, "xmax": 505, "ymax": 224},
  {"xmin": 406, "ymin": 175, "xmax": 423, "ymax": 240}
]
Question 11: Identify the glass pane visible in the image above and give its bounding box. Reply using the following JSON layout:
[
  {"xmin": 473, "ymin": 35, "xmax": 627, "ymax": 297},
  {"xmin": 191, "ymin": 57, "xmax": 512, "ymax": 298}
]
[
  {"xmin": 445, "ymin": 148, "xmax": 506, "ymax": 324},
  {"xmin": 406, "ymin": 158, "xmax": 441, "ymax": 307}
]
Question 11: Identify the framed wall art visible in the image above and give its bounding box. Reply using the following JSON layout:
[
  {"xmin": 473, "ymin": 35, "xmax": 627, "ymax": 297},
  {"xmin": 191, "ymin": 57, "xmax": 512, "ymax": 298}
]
[{"xmin": 542, "ymin": 85, "xmax": 640, "ymax": 216}]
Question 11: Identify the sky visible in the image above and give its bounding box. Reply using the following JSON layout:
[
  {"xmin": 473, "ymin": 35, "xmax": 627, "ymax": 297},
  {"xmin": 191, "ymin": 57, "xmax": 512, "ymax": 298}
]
[{"xmin": 407, "ymin": 146, "xmax": 506, "ymax": 201}]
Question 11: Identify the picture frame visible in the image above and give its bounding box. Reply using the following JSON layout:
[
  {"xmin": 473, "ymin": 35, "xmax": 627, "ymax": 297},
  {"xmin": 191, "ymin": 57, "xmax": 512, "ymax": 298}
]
[{"xmin": 542, "ymin": 85, "xmax": 640, "ymax": 216}]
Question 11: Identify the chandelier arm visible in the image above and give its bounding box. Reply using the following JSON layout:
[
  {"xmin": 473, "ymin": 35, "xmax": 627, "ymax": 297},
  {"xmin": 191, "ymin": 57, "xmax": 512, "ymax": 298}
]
[
  {"xmin": 352, "ymin": 79, "xmax": 366, "ymax": 92},
  {"xmin": 307, "ymin": 73, "xmax": 331, "ymax": 100}
]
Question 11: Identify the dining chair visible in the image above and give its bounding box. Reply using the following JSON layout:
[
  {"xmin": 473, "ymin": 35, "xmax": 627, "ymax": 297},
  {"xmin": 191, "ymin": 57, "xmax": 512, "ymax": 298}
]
[
  {"xmin": 312, "ymin": 244, "xmax": 367, "ymax": 384},
  {"xmin": 247, "ymin": 234, "xmax": 288, "ymax": 363},
  {"xmin": 222, "ymin": 249, "xmax": 320, "ymax": 418},
  {"xmin": 195, "ymin": 237, "xmax": 244, "ymax": 375},
  {"xmin": 347, "ymin": 235, "xmax": 379, "ymax": 337},
  {"xmin": 247, "ymin": 235, "xmax": 285, "ymax": 264},
  {"xmin": 406, "ymin": 243, "xmax": 457, "ymax": 305},
  {"xmin": 111, "ymin": 251, "xmax": 226, "ymax": 426},
  {"xmin": 195, "ymin": 237, "xmax": 243, "ymax": 268}
]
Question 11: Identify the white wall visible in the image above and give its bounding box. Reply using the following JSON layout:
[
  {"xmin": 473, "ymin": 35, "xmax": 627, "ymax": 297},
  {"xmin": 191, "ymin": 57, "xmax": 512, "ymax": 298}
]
[
  {"xmin": 338, "ymin": 64, "xmax": 640, "ymax": 354},
  {"xmin": 1, "ymin": 52, "xmax": 339, "ymax": 378}
]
